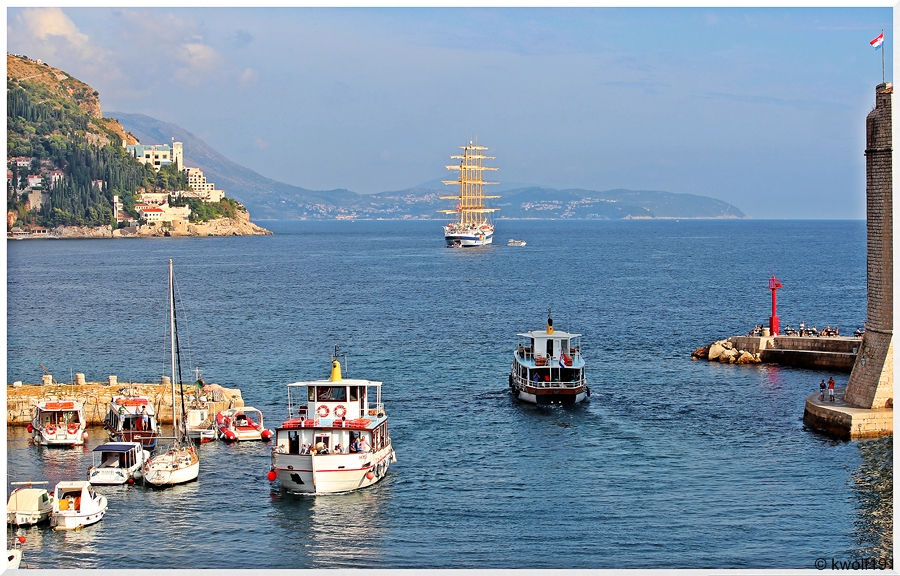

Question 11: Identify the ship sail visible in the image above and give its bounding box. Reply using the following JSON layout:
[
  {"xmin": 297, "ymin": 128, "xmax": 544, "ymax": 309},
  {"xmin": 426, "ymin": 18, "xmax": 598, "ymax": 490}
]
[{"xmin": 439, "ymin": 140, "xmax": 499, "ymax": 247}]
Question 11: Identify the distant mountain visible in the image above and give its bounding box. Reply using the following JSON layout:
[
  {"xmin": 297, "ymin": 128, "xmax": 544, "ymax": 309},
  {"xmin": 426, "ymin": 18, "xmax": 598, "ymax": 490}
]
[{"xmin": 110, "ymin": 112, "xmax": 746, "ymax": 220}]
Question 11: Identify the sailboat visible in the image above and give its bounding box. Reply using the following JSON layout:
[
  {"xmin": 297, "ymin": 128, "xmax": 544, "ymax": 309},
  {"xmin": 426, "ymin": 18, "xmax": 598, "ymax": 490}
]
[
  {"xmin": 438, "ymin": 139, "xmax": 500, "ymax": 247},
  {"xmin": 142, "ymin": 259, "xmax": 200, "ymax": 487}
]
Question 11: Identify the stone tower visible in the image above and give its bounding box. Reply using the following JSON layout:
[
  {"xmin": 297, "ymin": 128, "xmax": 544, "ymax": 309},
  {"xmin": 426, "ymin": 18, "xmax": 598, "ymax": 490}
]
[{"xmin": 844, "ymin": 82, "xmax": 893, "ymax": 409}]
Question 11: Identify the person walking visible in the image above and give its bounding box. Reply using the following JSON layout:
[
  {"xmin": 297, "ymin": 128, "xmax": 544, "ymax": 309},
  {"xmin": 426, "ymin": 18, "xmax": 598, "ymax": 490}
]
[
  {"xmin": 828, "ymin": 378, "xmax": 835, "ymax": 402},
  {"xmin": 819, "ymin": 379, "xmax": 826, "ymax": 401}
]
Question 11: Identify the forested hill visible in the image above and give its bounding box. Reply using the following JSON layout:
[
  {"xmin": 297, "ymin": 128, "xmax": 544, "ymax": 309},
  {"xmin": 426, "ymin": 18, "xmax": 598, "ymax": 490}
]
[{"xmin": 6, "ymin": 53, "xmax": 187, "ymax": 229}]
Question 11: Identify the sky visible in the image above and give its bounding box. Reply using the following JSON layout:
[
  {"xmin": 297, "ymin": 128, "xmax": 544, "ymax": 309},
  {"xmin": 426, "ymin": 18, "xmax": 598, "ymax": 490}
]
[{"xmin": 5, "ymin": 5, "xmax": 895, "ymax": 219}]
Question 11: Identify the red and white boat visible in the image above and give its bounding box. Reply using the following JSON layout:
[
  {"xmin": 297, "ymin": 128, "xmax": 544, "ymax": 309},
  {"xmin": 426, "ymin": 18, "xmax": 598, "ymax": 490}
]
[
  {"xmin": 29, "ymin": 400, "xmax": 87, "ymax": 447},
  {"xmin": 215, "ymin": 407, "xmax": 273, "ymax": 442},
  {"xmin": 267, "ymin": 350, "xmax": 397, "ymax": 494}
]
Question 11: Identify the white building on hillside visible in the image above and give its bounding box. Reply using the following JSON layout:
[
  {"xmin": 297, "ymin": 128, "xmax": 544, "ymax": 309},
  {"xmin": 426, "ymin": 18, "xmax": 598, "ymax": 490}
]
[
  {"xmin": 182, "ymin": 167, "xmax": 225, "ymax": 202},
  {"xmin": 126, "ymin": 142, "xmax": 183, "ymax": 171}
]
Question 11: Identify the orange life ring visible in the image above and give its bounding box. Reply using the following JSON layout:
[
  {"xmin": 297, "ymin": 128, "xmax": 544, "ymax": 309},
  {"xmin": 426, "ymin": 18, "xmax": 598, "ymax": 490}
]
[
  {"xmin": 317, "ymin": 405, "xmax": 330, "ymax": 418},
  {"xmin": 333, "ymin": 405, "xmax": 347, "ymax": 418},
  {"xmin": 67, "ymin": 423, "xmax": 79, "ymax": 434},
  {"xmin": 45, "ymin": 424, "xmax": 56, "ymax": 435}
]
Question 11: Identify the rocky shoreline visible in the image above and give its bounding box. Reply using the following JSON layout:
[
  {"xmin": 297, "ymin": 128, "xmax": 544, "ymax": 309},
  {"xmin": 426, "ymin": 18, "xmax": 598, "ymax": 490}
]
[
  {"xmin": 12, "ymin": 216, "xmax": 272, "ymax": 239},
  {"xmin": 691, "ymin": 339, "xmax": 763, "ymax": 364}
]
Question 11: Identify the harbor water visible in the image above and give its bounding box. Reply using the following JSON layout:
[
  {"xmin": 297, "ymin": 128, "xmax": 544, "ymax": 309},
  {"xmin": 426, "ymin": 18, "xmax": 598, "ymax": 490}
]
[{"xmin": 5, "ymin": 219, "xmax": 892, "ymax": 569}]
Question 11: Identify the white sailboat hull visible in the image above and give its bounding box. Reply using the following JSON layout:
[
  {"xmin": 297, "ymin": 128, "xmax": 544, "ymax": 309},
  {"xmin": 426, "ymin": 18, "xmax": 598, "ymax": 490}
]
[
  {"xmin": 273, "ymin": 446, "xmax": 395, "ymax": 494},
  {"xmin": 143, "ymin": 452, "xmax": 199, "ymax": 486},
  {"xmin": 444, "ymin": 227, "xmax": 494, "ymax": 247}
]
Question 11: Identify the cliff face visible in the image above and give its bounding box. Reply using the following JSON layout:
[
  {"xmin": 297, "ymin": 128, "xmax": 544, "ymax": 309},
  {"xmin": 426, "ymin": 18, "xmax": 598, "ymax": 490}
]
[{"xmin": 7, "ymin": 53, "xmax": 138, "ymax": 146}]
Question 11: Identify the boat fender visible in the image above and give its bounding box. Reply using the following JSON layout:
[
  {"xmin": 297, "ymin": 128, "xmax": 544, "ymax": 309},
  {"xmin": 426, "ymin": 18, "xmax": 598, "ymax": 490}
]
[
  {"xmin": 317, "ymin": 405, "xmax": 330, "ymax": 418},
  {"xmin": 27, "ymin": 423, "xmax": 33, "ymax": 433},
  {"xmin": 267, "ymin": 469, "xmax": 277, "ymax": 481},
  {"xmin": 45, "ymin": 424, "xmax": 56, "ymax": 435},
  {"xmin": 366, "ymin": 471, "xmax": 375, "ymax": 480},
  {"xmin": 82, "ymin": 431, "xmax": 89, "ymax": 440},
  {"xmin": 333, "ymin": 405, "xmax": 347, "ymax": 418}
]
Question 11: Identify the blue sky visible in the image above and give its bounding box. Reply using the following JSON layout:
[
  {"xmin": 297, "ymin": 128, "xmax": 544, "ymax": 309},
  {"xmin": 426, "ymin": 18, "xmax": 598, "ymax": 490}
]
[{"xmin": 6, "ymin": 6, "xmax": 894, "ymax": 218}]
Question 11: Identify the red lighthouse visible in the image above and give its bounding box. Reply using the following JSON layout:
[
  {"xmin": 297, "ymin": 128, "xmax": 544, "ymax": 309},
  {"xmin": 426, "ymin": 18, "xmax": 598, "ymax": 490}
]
[{"xmin": 768, "ymin": 274, "xmax": 783, "ymax": 336}]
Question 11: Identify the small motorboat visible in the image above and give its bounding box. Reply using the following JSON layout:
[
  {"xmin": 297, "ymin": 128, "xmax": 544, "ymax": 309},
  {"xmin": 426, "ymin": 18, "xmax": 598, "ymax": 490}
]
[
  {"xmin": 507, "ymin": 239, "xmax": 526, "ymax": 246},
  {"xmin": 6, "ymin": 481, "xmax": 52, "ymax": 526},
  {"xmin": 185, "ymin": 395, "xmax": 217, "ymax": 444},
  {"xmin": 88, "ymin": 442, "xmax": 150, "ymax": 485},
  {"xmin": 216, "ymin": 407, "xmax": 273, "ymax": 442},
  {"xmin": 6, "ymin": 536, "xmax": 25, "ymax": 570},
  {"xmin": 50, "ymin": 481, "xmax": 107, "ymax": 531},
  {"xmin": 102, "ymin": 395, "xmax": 160, "ymax": 449},
  {"xmin": 29, "ymin": 400, "xmax": 87, "ymax": 447}
]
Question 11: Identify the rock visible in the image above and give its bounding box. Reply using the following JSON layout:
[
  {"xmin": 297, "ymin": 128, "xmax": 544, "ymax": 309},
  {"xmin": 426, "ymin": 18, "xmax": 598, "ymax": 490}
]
[
  {"xmin": 736, "ymin": 351, "xmax": 756, "ymax": 364},
  {"xmin": 708, "ymin": 342, "xmax": 726, "ymax": 361},
  {"xmin": 692, "ymin": 345, "xmax": 710, "ymax": 360},
  {"xmin": 718, "ymin": 348, "xmax": 738, "ymax": 363}
]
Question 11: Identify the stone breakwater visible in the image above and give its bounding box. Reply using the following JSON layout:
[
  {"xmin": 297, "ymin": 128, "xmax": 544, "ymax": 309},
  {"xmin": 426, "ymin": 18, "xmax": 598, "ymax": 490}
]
[
  {"xmin": 6, "ymin": 382, "xmax": 245, "ymax": 427},
  {"xmin": 692, "ymin": 338, "xmax": 763, "ymax": 364}
]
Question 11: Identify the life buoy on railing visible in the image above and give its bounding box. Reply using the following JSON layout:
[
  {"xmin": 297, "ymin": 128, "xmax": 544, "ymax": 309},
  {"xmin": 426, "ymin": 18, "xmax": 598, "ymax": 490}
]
[
  {"xmin": 317, "ymin": 405, "xmax": 330, "ymax": 418},
  {"xmin": 333, "ymin": 405, "xmax": 347, "ymax": 418},
  {"xmin": 45, "ymin": 424, "xmax": 56, "ymax": 435},
  {"xmin": 67, "ymin": 423, "xmax": 79, "ymax": 435}
]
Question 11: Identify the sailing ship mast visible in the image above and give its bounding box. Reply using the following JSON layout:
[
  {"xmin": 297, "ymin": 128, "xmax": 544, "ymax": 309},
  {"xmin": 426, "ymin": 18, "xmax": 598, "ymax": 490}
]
[{"xmin": 438, "ymin": 140, "xmax": 500, "ymax": 228}]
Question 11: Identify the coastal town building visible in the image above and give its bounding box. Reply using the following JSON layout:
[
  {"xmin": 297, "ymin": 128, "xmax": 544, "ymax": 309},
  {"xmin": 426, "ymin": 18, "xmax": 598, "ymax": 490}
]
[
  {"xmin": 27, "ymin": 175, "xmax": 42, "ymax": 188},
  {"xmin": 49, "ymin": 170, "xmax": 64, "ymax": 186},
  {"xmin": 126, "ymin": 142, "xmax": 183, "ymax": 171},
  {"xmin": 182, "ymin": 167, "xmax": 225, "ymax": 202},
  {"xmin": 92, "ymin": 180, "xmax": 104, "ymax": 191}
]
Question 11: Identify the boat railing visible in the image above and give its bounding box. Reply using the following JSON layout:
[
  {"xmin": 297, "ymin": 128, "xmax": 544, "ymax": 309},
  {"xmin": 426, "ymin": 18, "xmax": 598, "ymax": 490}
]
[
  {"xmin": 364, "ymin": 403, "xmax": 385, "ymax": 417},
  {"xmin": 516, "ymin": 346, "xmax": 582, "ymax": 364},
  {"xmin": 513, "ymin": 373, "xmax": 584, "ymax": 389}
]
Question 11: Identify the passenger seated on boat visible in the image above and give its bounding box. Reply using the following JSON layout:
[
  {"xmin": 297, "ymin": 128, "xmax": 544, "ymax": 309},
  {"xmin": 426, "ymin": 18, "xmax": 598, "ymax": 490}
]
[
  {"xmin": 350, "ymin": 437, "xmax": 360, "ymax": 453},
  {"xmin": 532, "ymin": 373, "xmax": 540, "ymax": 383},
  {"xmin": 358, "ymin": 437, "xmax": 371, "ymax": 453},
  {"xmin": 300, "ymin": 443, "xmax": 309, "ymax": 454},
  {"xmin": 334, "ymin": 444, "xmax": 343, "ymax": 454}
]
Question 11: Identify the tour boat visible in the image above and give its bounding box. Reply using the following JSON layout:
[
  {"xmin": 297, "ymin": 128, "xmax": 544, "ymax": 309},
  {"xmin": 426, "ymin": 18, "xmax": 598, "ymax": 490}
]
[
  {"xmin": 102, "ymin": 395, "xmax": 159, "ymax": 449},
  {"xmin": 267, "ymin": 352, "xmax": 397, "ymax": 494},
  {"xmin": 185, "ymin": 395, "xmax": 217, "ymax": 444},
  {"xmin": 215, "ymin": 407, "xmax": 273, "ymax": 442},
  {"xmin": 6, "ymin": 482, "xmax": 52, "ymax": 526},
  {"xmin": 438, "ymin": 140, "xmax": 500, "ymax": 247},
  {"xmin": 50, "ymin": 481, "xmax": 107, "ymax": 530},
  {"xmin": 141, "ymin": 259, "xmax": 200, "ymax": 487},
  {"xmin": 29, "ymin": 400, "xmax": 87, "ymax": 447},
  {"xmin": 88, "ymin": 442, "xmax": 150, "ymax": 485},
  {"xmin": 509, "ymin": 311, "xmax": 589, "ymax": 405}
]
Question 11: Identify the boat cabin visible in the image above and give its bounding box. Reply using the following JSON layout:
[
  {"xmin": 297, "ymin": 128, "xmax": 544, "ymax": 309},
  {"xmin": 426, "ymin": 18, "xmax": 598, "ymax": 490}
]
[
  {"xmin": 34, "ymin": 401, "xmax": 82, "ymax": 428},
  {"xmin": 103, "ymin": 396, "xmax": 159, "ymax": 448},
  {"xmin": 512, "ymin": 324, "xmax": 585, "ymax": 387}
]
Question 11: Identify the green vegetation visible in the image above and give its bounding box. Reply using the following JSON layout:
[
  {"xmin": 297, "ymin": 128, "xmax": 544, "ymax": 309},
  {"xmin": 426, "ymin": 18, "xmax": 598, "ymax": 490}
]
[
  {"xmin": 6, "ymin": 63, "xmax": 237, "ymax": 230},
  {"xmin": 169, "ymin": 195, "xmax": 240, "ymax": 222}
]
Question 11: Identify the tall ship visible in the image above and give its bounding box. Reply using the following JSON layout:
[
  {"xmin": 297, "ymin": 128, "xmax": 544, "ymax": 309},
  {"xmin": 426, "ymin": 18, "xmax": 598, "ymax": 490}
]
[
  {"xmin": 438, "ymin": 140, "xmax": 500, "ymax": 247},
  {"xmin": 267, "ymin": 349, "xmax": 396, "ymax": 494},
  {"xmin": 509, "ymin": 311, "xmax": 590, "ymax": 405}
]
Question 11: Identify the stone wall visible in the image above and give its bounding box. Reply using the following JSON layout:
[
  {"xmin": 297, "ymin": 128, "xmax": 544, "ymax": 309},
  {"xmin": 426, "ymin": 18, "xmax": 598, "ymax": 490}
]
[{"xmin": 845, "ymin": 82, "xmax": 894, "ymax": 409}]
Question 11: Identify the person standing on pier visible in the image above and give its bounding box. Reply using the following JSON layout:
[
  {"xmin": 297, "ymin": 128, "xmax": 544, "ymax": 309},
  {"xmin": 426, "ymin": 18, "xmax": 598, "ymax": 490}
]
[
  {"xmin": 828, "ymin": 378, "xmax": 835, "ymax": 402},
  {"xmin": 820, "ymin": 379, "xmax": 827, "ymax": 401}
]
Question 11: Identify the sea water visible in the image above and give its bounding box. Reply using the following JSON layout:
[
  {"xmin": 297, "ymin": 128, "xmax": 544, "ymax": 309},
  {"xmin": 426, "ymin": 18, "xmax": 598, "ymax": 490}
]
[{"xmin": 5, "ymin": 219, "xmax": 891, "ymax": 569}]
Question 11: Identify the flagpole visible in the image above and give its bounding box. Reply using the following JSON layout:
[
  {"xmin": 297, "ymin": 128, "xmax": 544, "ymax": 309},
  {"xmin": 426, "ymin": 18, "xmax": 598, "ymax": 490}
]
[{"xmin": 881, "ymin": 29, "xmax": 885, "ymax": 84}]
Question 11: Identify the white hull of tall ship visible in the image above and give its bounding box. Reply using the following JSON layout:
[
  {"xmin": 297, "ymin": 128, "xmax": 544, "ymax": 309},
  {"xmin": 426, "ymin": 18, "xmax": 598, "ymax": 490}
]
[
  {"xmin": 50, "ymin": 481, "xmax": 107, "ymax": 531},
  {"xmin": 509, "ymin": 313, "xmax": 589, "ymax": 406},
  {"xmin": 443, "ymin": 225, "xmax": 494, "ymax": 247},
  {"xmin": 142, "ymin": 446, "xmax": 199, "ymax": 487},
  {"xmin": 269, "ymin": 356, "xmax": 397, "ymax": 495}
]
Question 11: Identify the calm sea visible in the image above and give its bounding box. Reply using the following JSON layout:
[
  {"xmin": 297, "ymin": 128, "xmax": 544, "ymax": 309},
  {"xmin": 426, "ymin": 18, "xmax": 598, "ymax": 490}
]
[{"xmin": 5, "ymin": 219, "xmax": 892, "ymax": 569}]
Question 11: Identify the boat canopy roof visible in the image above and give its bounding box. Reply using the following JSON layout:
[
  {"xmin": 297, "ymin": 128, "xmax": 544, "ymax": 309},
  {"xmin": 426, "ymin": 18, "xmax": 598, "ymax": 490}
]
[
  {"xmin": 287, "ymin": 379, "xmax": 382, "ymax": 388},
  {"xmin": 7, "ymin": 488, "xmax": 48, "ymax": 512},
  {"xmin": 518, "ymin": 329, "xmax": 582, "ymax": 339},
  {"xmin": 92, "ymin": 443, "xmax": 141, "ymax": 453}
]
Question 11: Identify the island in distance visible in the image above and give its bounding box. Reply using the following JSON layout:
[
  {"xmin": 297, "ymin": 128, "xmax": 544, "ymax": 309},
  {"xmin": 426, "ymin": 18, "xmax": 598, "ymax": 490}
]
[{"xmin": 112, "ymin": 112, "xmax": 748, "ymax": 222}]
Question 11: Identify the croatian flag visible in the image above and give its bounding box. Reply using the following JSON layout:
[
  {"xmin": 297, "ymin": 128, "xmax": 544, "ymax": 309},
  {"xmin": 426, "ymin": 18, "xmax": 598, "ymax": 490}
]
[
  {"xmin": 871, "ymin": 32, "xmax": 885, "ymax": 50},
  {"xmin": 559, "ymin": 356, "xmax": 566, "ymax": 368}
]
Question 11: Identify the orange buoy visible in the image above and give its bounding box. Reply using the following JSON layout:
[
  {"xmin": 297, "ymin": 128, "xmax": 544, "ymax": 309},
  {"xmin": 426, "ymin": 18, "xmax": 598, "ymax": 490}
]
[{"xmin": 366, "ymin": 471, "xmax": 375, "ymax": 480}]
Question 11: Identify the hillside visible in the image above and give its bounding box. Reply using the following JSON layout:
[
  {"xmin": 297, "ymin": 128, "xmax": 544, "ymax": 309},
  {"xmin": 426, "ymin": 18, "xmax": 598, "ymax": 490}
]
[{"xmin": 112, "ymin": 113, "xmax": 747, "ymax": 220}]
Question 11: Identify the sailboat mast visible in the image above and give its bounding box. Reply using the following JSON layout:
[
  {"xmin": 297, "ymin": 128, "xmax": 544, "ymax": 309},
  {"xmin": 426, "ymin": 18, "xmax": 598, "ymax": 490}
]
[{"xmin": 168, "ymin": 259, "xmax": 177, "ymax": 435}]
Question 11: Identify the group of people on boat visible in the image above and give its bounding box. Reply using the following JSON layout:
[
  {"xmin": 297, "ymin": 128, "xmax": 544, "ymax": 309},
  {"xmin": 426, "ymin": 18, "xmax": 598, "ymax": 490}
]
[{"xmin": 297, "ymin": 434, "xmax": 371, "ymax": 455}]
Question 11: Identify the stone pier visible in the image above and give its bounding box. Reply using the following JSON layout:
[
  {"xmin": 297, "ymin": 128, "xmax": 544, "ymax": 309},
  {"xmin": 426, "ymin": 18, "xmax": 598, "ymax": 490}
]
[{"xmin": 803, "ymin": 387, "xmax": 892, "ymax": 440}]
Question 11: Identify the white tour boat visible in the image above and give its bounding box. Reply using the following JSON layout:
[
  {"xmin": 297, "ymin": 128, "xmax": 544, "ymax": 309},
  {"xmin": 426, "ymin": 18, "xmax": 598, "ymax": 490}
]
[
  {"xmin": 215, "ymin": 407, "xmax": 273, "ymax": 442},
  {"xmin": 29, "ymin": 400, "xmax": 87, "ymax": 446},
  {"xmin": 88, "ymin": 442, "xmax": 150, "ymax": 485},
  {"xmin": 102, "ymin": 395, "xmax": 160, "ymax": 449},
  {"xmin": 142, "ymin": 259, "xmax": 200, "ymax": 487},
  {"xmin": 6, "ymin": 481, "xmax": 52, "ymax": 526},
  {"xmin": 509, "ymin": 311, "xmax": 589, "ymax": 405},
  {"xmin": 268, "ymin": 352, "xmax": 397, "ymax": 494},
  {"xmin": 438, "ymin": 140, "xmax": 500, "ymax": 247},
  {"xmin": 50, "ymin": 481, "xmax": 107, "ymax": 530},
  {"xmin": 186, "ymin": 395, "xmax": 217, "ymax": 444}
]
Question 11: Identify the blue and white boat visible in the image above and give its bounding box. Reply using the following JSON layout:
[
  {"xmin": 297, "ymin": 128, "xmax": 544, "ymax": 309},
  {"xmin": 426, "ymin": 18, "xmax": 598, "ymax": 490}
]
[
  {"xmin": 438, "ymin": 140, "xmax": 500, "ymax": 247},
  {"xmin": 509, "ymin": 311, "xmax": 589, "ymax": 405},
  {"xmin": 88, "ymin": 442, "xmax": 150, "ymax": 485}
]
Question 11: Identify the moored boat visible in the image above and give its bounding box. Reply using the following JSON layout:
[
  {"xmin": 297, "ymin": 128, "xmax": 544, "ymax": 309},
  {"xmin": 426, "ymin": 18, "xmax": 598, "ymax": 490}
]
[
  {"xmin": 88, "ymin": 442, "xmax": 150, "ymax": 485},
  {"xmin": 141, "ymin": 259, "xmax": 200, "ymax": 487},
  {"xmin": 102, "ymin": 395, "xmax": 160, "ymax": 449},
  {"xmin": 215, "ymin": 407, "xmax": 273, "ymax": 442},
  {"xmin": 438, "ymin": 140, "xmax": 500, "ymax": 247},
  {"xmin": 28, "ymin": 400, "xmax": 87, "ymax": 447},
  {"xmin": 6, "ymin": 481, "xmax": 52, "ymax": 526},
  {"xmin": 267, "ymin": 351, "xmax": 396, "ymax": 494},
  {"xmin": 509, "ymin": 311, "xmax": 589, "ymax": 405},
  {"xmin": 50, "ymin": 481, "xmax": 107, "ymax": 531},
  {"xmin": 186, "ymin": 395, "xmax": 217, "ymax": 444}
]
